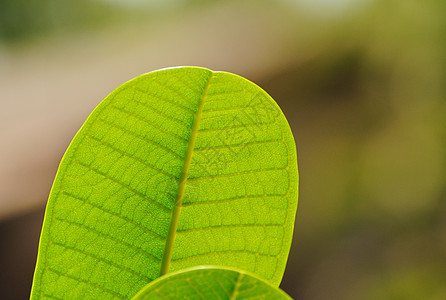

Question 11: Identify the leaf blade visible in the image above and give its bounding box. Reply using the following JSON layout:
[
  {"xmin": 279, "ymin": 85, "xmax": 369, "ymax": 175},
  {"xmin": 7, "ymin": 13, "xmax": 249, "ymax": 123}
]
[
  {"xmin": 131, "ymin": 266, "xmax": 292, "ymax": 300},
  {"xmin": 31, "ymin": 67, "xmax": 298, "ymax": 299}
]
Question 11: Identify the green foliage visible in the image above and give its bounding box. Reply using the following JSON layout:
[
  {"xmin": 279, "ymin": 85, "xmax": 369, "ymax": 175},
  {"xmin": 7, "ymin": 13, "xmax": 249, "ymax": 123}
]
[
  {"xmin": 30, "ymin": 66, "xmax": 298, "ymax": 299},
  {"xmin": 0, "ymin": 0, "xmax": 117, "ymax": 42},
  {"xmin": 132, "ymin": 266, "xmax": 292, "ymax": 300}
]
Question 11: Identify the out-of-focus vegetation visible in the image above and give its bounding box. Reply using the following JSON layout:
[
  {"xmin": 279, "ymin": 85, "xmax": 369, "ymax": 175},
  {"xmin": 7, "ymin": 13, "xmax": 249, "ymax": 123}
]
[
  {"xmin": 0, "ymin": 0, "xmax": 113, "ymax": 42},
  {"xmin": 264, "ymin": 1, "xmax": 446, "ymax": 298},
  {"xmin": 0, "ymin": 0, "xmax": 444, "ymax": 299}
]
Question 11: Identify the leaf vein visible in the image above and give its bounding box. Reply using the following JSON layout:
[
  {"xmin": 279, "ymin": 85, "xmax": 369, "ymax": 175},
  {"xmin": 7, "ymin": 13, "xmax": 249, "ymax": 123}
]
[
  {"xmin": 132, "ymin": 86, "xmax": 195, "ymax": 114},
  {"xmin": 50, "ymin": 241, "xmax": 154, "ymax": 282},
  {"xmin": 72, "ymin": 161, "xmax": 171, "ymax": 212},
  {"xmin": 182, "ymin": 193, "xmax": 287, "ymax": 207},
  {"xmin": 110, "ymin": 104, "xmax": 188, "ymax": 144},
  {"xmin": 198, "ymin": 120, "xmax": 276, "ymax": 133},
  {"xmin": 188, "ymin": 167, "xmax": 288, "ymax": 181},
  {"xmin": 55, "ymin": 217, "xmax": 162, "ymax": 262},
  {"xmin": 201, "ymin": 102, "xmax": 265, "ymax": 114},
  {"xmin": 46, "ymin": 267, "xmax": 127, "ymax": 299},
  {"xmin": 129, "ymin": 89, "xmax": 191, "ymax": 128},
  {"xmin": 177, "ymin": 223, "xmax": 285, "ymax": 234},
  {"xmin": 152, "ymin": 78, "xmax": 199, "ymax": 109},
  {"xmin": 86, "ymin": 135, "xmax": 178, "ymax": 180},
  {"xmin": 159, "ymin": 71, "xmax": 213, "ymax": 276},
  {"xmin": 98, "ymin": 118, "xmax": 183, "ymax": 160},
  {"xmin": 61, "ymin": 191, "xmax": 166, "ymax": 240},
  {"xmin": 194, "ymin": 138, "xmax": 283, "ymax": 151},
  {"xmin": 171, "ymin": 249, "xmax": 278, "ymax": 263},
  {"xmin": 171, "ymin": 74, "xmax": 202, "ymax": 96}
]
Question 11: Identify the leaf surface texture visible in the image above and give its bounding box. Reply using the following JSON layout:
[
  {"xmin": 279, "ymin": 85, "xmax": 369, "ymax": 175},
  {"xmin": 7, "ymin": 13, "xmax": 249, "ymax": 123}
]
[
  {"xmin": 132, "ymin": 266, "xmax": 292, "ymax": 300},
  {"xmin": 31, "ymin": 67, "xmax": 298, "ymax": 299}
]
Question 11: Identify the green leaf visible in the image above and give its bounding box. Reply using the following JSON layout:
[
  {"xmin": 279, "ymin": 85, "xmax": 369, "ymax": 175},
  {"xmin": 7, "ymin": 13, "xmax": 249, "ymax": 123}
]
[
  {"xmin": 132, "ymin": 266, "xmax": 292, "ymax": 300},
  {"xmin": 31, "ymin": 67, "xmax": 298, "ymax": 299}
]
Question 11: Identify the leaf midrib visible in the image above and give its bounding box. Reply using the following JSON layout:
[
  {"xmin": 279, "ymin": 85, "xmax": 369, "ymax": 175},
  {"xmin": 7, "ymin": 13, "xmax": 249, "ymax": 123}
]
[{"xmin": 159, "ymin": 71, "xmax": 213, "ymax": 276}]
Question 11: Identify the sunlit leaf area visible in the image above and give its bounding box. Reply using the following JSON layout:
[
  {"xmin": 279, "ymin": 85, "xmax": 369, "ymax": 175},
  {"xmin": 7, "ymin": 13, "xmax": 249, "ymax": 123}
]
[
  {"xmin": 0, "ymin": 0, "xmax": 445, "ymax": 299},
  {"xmin": 30, "ymin": 67, "xmax": 299, "ymax": 299}
]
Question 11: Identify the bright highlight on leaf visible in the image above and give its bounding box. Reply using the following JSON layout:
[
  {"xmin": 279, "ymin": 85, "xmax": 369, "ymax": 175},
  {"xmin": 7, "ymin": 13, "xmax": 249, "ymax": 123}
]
[
  {"xmin": 31, "ymin": 66, "xmax": 298, "ymax": 299},
  {"xmin": 132, "ymin": 266, "xmax": 292, "ymax": 300}
]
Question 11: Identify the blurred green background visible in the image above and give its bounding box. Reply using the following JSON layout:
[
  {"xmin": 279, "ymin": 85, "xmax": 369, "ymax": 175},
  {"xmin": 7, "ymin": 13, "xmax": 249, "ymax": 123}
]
[{"xmin": 0, "ymin": 0, "xmax": 445, "ymax": 299}]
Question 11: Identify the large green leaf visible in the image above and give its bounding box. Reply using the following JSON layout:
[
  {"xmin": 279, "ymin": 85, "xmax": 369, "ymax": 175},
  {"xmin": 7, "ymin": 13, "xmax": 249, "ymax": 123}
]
[
  {"xmin": 31, "ymin": 67, "xmax": 298, "ymax": 299},
  {"xmin": 132, "ymin": 266, "xmax": 292, "ymax": 300}
]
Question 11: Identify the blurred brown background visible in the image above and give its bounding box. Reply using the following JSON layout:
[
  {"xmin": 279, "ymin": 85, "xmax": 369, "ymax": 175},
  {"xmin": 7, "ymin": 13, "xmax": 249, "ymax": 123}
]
[{"xmin": 0, "ymin": 0, "xmax": 445, "ymax": 299}]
